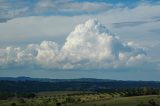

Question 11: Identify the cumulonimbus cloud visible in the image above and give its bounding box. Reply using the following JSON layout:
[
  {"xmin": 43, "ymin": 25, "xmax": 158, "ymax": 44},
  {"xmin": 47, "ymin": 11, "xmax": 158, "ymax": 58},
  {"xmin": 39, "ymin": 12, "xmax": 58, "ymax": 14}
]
[{"xmin": 0, "ymin": 19, "xmax": 147, "ymax": 70}]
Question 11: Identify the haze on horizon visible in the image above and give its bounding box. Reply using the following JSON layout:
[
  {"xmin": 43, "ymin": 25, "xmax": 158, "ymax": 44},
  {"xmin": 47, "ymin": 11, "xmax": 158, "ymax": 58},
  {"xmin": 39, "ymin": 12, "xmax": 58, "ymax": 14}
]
[{"xmin": 0, "ymin": 0, "xmax": 160, "ymax": 81}]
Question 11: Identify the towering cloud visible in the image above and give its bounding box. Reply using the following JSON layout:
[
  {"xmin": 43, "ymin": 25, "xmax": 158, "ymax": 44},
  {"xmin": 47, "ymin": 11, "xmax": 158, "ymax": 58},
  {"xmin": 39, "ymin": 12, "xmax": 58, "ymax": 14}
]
[
  {"xmin": 0, "ymin": 19, "xmax": 147, "ymax": 70},
  {"xmin": 61, "ymin": 19, "xmax": 146, "ymax": 69}
]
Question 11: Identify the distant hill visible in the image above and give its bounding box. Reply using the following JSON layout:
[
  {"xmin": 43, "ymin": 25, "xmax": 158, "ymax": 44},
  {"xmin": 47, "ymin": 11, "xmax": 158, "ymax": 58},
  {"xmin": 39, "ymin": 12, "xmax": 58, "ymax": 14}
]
[
  {"xmin": 0, "ymin": 77, "xmax": 117, "ymax": 82},
  {"xmin": 0, "ymin": 76, "xmax": 160, "ymax": 93}
]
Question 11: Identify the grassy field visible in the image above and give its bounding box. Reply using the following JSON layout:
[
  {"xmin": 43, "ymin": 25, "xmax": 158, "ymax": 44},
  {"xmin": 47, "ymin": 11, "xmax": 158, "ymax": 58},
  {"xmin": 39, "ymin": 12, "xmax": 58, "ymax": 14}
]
[
  {"xmin": 0, "ymin": 91, "xmax": 160, "ymax": 106},
  {"xmin": 69, "ymin": 95, "xmax": 160, "ymax": 106},
  {"xmin": 37, "ymin": 91, "xmax": 91, "ymax": 97}
]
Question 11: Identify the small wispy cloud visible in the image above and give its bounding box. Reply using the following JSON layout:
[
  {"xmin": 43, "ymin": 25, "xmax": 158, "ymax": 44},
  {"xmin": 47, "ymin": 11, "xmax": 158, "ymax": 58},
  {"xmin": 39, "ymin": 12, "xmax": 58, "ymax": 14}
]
[
  {"xmin": 0, "ymin": 0, "xmax": 112, "ymax": 22},
  {"xmin": 112, "ymin": 18, "xmax": 160, "ymax": 28},
  {"xmin": 35, "ymin": 0, "xmax": 112, "ymax": 14},
  {"xmin": 112, "ymin": 21, "xmax": 147, "ymax": 28}
]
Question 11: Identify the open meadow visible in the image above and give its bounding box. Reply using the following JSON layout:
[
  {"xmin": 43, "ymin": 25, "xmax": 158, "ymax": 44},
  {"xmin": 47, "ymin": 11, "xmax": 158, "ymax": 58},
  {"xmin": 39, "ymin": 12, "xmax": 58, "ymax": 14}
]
[{"xmin": 0, "ymin": 91, "xmax": 160, "ymax": 106}]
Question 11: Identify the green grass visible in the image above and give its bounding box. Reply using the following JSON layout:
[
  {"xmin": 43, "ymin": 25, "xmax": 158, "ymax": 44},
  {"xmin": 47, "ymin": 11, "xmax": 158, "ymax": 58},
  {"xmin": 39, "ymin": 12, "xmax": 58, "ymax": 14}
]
[
  {"xmin": 68, "ymin": 95, "xmax": 160, "ymax": 106},
  {"xmin": 0, "ymin": 91, "xmax": 160, "ymax": 106}
]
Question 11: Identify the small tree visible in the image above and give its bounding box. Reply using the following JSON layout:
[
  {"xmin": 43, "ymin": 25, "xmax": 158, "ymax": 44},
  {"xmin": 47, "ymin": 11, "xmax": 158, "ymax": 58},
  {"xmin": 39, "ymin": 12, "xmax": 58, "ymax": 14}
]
[
  {"xmin": 56, "ymin": 103, "xmax": 61, "ymax": 106},
  {"xmin": 102, "ymin": 104, "xmax": 106, "ymax": 106},
  {"xmin": 10, "ymin": 103, "xmax": 16, "ymax": 106},
  {"xmin": 148, "ymin": 99, "xmax": 158, "ymax": 106},
  {"xmin": 18, "ymin": 98, "xmax": 25, "ymax": 104},
  {"xmin": 66, "ymin": 97, "xmax": 75, "ymax": 103}
]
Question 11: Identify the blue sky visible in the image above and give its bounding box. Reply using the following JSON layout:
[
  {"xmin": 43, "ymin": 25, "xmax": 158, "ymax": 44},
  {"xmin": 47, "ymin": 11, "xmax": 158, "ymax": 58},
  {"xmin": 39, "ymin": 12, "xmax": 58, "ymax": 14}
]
[{"xmin": 0, "ymin": 0, "xmax": 160, "ymax": 80}]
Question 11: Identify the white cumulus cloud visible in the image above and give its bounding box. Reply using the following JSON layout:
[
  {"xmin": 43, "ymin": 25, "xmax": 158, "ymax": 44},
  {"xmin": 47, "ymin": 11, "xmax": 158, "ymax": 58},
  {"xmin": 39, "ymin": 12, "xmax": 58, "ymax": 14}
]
[{"xmin": 0, "ymin": 19, "xmax": 147, "ymax": 70}]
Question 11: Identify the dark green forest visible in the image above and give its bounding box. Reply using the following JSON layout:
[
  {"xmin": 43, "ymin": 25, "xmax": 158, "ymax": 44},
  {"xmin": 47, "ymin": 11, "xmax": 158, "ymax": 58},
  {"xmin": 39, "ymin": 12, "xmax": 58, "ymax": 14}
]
[{"xmin": 1, "ymin": 78, "xmax": 160, "ymax": 106}]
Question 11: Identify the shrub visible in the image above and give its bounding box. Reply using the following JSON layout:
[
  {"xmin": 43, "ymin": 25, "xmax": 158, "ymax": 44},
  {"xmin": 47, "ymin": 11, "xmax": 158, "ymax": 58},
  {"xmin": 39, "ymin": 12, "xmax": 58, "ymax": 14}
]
[
  {"xmin": 10, "ymin": 103, "xmax": 16, "ymax": 106},
  {"xmin": 148, "ymin": 99, "xmax": 158, "ymax": 106},
  {"xmin": 18, "ymin": 98, "xmax": 26, "ymax": 103}
]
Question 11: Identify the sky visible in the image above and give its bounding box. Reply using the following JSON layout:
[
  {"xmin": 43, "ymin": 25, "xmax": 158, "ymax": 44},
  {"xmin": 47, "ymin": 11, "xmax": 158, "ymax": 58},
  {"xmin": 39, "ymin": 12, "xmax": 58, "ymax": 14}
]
[{"xmin": 0, "ymin": 0, "xmax": 160, "ymax": 80}]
